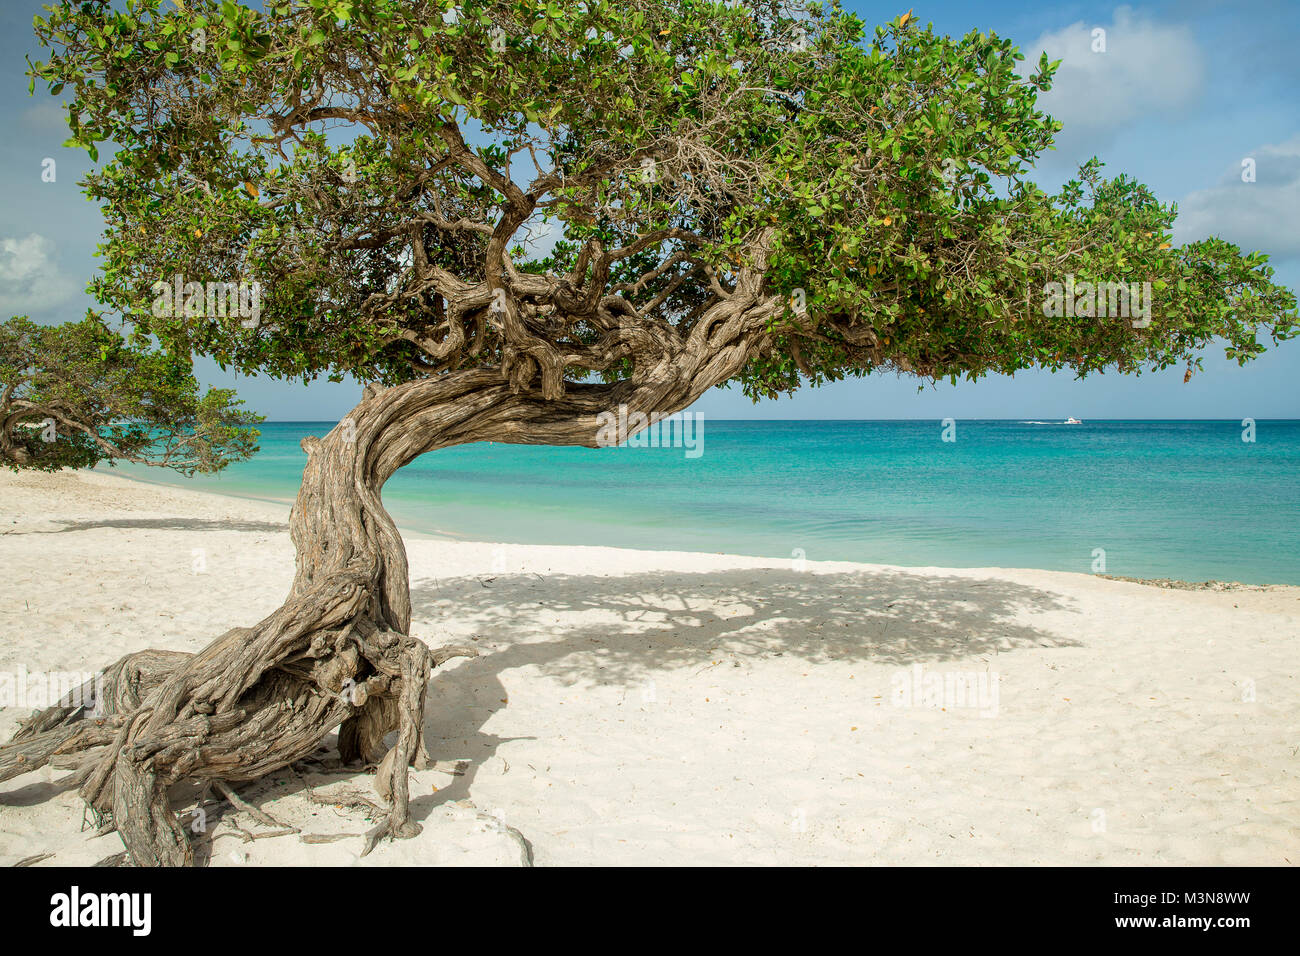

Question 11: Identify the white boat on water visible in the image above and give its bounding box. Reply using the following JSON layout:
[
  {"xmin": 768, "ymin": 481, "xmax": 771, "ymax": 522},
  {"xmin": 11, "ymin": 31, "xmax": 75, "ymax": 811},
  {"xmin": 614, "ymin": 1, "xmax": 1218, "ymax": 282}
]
[{"xmin": 1064, "ymin": 417, "xmax": 1082, "ymax": 425}]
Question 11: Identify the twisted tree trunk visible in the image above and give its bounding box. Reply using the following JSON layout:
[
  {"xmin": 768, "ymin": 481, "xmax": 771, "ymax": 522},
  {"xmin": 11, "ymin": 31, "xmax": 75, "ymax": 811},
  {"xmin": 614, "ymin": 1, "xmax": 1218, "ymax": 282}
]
[{"xmin": 0, "ymin": 320, "xmax": 761, "ymax": 864}]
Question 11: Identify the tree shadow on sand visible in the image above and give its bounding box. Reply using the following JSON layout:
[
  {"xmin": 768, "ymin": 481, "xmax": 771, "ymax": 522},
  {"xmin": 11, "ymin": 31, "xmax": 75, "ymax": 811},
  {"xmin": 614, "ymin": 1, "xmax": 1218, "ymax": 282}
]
[
  {"xmin": 6, "ymin": 517, "xmax": 289, "ymax": 534},
  {"xmin": 402, "ymin": 564, "xmax": 1082, "ymax": 824},
  {"xmin": 0, "ymin": 563, "xmax": 1084, "ymax": 863}
]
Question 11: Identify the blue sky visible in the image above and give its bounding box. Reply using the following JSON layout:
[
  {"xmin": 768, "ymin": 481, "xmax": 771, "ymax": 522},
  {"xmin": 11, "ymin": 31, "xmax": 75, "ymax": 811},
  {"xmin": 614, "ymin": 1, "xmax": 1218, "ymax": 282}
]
[{"xmin": 1, "ymin": 1, "xmax": 1296, "ymax": 420}]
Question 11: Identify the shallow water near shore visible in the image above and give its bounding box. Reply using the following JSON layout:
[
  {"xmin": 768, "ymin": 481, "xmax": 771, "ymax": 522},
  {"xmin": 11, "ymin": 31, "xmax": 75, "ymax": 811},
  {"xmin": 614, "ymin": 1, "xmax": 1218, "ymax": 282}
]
[{"xmin": 111, "ymin": 419, "xmax": 1300, "ymax": 585}]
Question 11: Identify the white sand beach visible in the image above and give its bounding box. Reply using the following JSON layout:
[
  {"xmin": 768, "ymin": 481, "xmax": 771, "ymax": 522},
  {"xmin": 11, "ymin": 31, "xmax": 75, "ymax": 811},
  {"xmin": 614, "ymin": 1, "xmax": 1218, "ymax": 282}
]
[{"xmin": 0, "ymin": 468, "xmax": 1296, "ymax": 866}]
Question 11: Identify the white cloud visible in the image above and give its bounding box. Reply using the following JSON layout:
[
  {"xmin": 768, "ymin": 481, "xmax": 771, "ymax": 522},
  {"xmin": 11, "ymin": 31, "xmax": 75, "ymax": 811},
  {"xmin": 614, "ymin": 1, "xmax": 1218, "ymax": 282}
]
[
  {"xmin": 0, "ymin": 234, "xmax": 81, "ymax": 317},
  {"xmin": 1173, "ymin": 136, "xmax": 1300, "ymax": 261},
  {"xmin": 1031, "ymin": 7, "xmax": 1205, "ymax": 154}
]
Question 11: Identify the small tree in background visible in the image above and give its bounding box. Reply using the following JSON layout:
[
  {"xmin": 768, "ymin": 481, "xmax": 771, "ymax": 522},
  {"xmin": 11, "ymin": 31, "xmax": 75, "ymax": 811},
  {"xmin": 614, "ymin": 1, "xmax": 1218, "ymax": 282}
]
[
  {"xmin": 0, "ymin": 315, "xmax": 259, "ymax": 472},
  {"xmin": 2, "ymin": 0, "xmax": 1294, "ymax": 864}
]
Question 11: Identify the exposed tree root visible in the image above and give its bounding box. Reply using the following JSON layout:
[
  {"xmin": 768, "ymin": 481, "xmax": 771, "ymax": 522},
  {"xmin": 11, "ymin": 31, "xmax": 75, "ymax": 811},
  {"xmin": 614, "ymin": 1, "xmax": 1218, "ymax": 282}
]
[
  {"xmin": 0, "ymin": 622, "xmax": 454, "ymax": 865},
  {"xmin": 214, "ymin": 780, "xmax": 298, "ymax": 832},
  {"xmin": 217, "ymin": 825, "xmax": 298, "ymax": 844},
  {"xmin": 470, "ymin": 807, "xmax": 536, "ymax": 867},
  {"xmin": 0, "ymin": 624, "xmax": 464, "ymax": 865},
  {"xmin": 299, "ymin": 832, "xmax": 365, "ymax": 845}
]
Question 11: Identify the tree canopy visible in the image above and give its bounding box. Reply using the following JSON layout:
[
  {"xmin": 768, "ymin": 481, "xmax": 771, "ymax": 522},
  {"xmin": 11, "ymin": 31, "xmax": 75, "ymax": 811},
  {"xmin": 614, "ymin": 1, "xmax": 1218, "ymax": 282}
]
[
  {"xmin": 27, "ymin": 0, "xmax": 1294, "ymax": 415},
  {"xmin": 0, "ymin": 315, "xmax": 260, "ymax": 472}
]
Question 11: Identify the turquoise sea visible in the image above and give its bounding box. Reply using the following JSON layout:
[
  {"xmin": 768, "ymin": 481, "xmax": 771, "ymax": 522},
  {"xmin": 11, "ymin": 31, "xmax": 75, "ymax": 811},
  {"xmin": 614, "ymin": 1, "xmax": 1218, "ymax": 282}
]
[{"xmin": 112, "ymin": 420, "xmax": 1300, "ymax": 585}]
